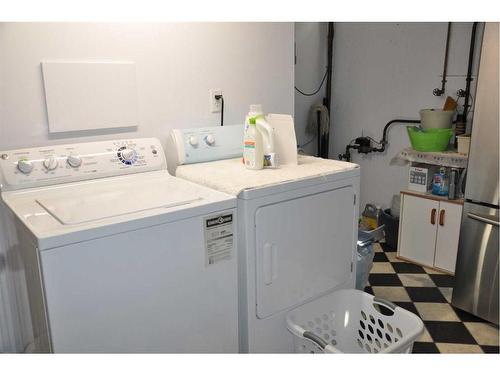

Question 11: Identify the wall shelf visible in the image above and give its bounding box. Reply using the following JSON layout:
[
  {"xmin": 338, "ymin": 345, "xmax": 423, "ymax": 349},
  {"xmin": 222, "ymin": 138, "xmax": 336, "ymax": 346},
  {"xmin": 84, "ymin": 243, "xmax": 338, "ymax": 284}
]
[{"xmin": 397, "ymin": 148, "xmax": 468, "ymax": 168}]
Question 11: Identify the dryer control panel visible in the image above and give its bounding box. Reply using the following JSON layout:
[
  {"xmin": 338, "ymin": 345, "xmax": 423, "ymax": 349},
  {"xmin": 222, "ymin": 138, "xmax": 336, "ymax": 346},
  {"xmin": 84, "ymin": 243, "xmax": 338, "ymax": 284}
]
[
  {"xmin": 166, "ymin": 125, "xmax": 244, "ymax": 171},
  {"xmin": 0, "ymin": 138, "xmax": 166, "ymax": 191}
]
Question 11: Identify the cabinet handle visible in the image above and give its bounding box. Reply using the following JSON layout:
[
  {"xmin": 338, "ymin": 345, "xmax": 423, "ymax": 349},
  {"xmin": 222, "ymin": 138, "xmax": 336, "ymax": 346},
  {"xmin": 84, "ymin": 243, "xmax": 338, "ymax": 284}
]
[
  {"xmin": 439, "ymin": 209, "xmax": 445, "ymax": 226},
  {"xmin": 430, "ymin": 208, "xmax": 437, "ymax": 225}
]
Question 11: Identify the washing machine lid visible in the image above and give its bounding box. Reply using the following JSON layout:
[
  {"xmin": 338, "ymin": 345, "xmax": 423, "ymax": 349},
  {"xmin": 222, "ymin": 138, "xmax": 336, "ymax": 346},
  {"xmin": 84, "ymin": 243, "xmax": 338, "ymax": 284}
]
[
  {"xmin": 175, "ymin": 155, "xmax": 360, "ymax": 199},
  {"xmin": 2, "ymin": 170, "xmax": 236, "ymax": 249},
  {"xmin": 35, "ymin": 177, "xmax": 202, "ymax": 225}
]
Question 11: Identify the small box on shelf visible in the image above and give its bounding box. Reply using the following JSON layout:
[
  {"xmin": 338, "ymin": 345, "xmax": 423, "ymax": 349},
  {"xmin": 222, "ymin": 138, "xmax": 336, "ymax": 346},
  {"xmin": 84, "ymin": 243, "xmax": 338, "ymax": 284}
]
[{"xmin": 408, "ymin": 164, "xmax": 440, "ymax": 193}]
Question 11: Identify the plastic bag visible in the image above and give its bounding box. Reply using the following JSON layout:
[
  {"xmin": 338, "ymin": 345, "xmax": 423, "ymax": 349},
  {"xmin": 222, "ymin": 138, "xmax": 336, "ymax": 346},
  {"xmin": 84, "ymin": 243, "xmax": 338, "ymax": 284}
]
[{"xmin": 356, "ymin": 242, "xmax": 375, "ymax": 290}]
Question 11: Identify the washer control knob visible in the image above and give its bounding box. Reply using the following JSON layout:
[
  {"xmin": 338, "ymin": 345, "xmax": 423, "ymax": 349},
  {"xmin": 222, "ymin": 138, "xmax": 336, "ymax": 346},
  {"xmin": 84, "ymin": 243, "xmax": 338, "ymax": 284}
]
[
  {"xmin": 43, "ymin": 156, "xmax": 59, "ymax": 171},
  {"xmin": 204, "ymin": 134, "xmax": 215, "ymax": 146},
  {"xmin": 17, "ymin": 159, "xmax": 33, "ymax": 174},
  {"xmin": 67, "ymin": 155, "xmax": 82, "ymax": 168},
  {"xmin": 120, "ymin": 148, "xmax": 137, "ymax": 161},
  {"xmin": 188, "ymin": 136, "xmax": 199, "ymax": 147}
]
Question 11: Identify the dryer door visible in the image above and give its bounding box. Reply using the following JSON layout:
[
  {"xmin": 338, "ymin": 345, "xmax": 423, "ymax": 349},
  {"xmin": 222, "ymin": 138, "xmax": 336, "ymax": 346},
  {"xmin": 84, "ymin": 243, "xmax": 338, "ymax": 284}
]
[{"xmin": 255, "ymin": 186, "xmax": 356, "ymax": 319}]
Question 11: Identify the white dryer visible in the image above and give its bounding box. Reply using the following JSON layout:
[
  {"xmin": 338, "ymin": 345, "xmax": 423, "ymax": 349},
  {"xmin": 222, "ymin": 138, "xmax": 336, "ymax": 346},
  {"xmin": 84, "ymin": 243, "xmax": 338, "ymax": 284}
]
[
  {"xmin": 0, "ymin": 138, "xmax": 238, "ymax": 353},
  {"xmin": 167, "ymin": 125, "xmax": 360, "ymax": 353}
]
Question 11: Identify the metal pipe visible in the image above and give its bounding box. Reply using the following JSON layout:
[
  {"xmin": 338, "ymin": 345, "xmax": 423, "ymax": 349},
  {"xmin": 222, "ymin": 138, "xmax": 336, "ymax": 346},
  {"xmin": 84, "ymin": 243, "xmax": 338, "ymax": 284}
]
[
  {"xmin": 463, "ymin": 22, "xmax": 479, "ymax": 121},
  {"xmin": 317, "ymin": 110, "xmax": 321, "ymax": 157},
  {"xmin": 433, "ymin": 22, "xmax": 452, "ymax": 96},
  {"xmin": 340, "ymin": 117, "xmax": 458, "ymax": 161},
  {"xmin": 322, "ymin": 22, "xmax": 334, "ymax": 159},
  {"xmin": 373, "ymin": 119, "xmax": 421, "ymax": 153}
]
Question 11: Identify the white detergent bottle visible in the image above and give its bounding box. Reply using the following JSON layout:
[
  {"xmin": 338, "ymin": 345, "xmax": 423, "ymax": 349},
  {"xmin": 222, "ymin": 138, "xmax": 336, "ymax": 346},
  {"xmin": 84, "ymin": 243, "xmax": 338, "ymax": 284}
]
[
  {"xmin": 256, "ymin": 118, "xmax": 279, "ymax": 168},
  {"xmin": 243, "ymin": 105, "xmax": 264, "ymax": 170}
]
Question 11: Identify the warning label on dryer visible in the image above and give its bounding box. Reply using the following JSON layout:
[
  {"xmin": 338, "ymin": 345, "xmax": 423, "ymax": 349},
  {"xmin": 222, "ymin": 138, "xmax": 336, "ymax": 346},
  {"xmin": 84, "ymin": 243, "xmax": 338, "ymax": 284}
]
[{"xmin": 204, "ymin": 212, "xmax": 234, "ymax": 266}]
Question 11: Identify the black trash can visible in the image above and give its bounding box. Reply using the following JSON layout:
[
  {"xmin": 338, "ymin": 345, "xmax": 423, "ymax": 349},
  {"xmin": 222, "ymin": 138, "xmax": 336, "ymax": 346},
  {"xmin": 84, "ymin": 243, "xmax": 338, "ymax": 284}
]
[{"xmin": 380, "ymin": 209, "xmax": 399, "ymax": 250}]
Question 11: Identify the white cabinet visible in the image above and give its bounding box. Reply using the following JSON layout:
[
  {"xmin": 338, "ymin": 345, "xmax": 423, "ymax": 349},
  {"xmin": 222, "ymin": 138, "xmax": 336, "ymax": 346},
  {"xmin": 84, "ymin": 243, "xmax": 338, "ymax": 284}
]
[
  {"xmin": 397, "ymin": 192, "xmax": 463, "ymax": 274},
  {"xmin": 434, "ymin": 201, "xmax": 463, "ymax": 272}
]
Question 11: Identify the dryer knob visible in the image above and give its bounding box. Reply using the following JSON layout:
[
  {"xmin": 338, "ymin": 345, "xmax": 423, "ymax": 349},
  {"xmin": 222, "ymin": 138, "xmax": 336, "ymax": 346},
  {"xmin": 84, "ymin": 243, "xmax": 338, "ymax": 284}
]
[
  {"xmin": 17, "ymin": 159, "xmax": 33, "ymax": 174},
  {"xmin": 43, "ymin": 156, "xmax": 59, "ymax": 171},
  {"xmin": 204, "ymin": 134, "xmax": 215, "ymax": 146},
  {"xmin": 188, "ymin": 136, "xmax": 199, "ymax": 147},
  {"xmin": 67, "ymin": 155, "xmax": 82, "ymax": 168}
]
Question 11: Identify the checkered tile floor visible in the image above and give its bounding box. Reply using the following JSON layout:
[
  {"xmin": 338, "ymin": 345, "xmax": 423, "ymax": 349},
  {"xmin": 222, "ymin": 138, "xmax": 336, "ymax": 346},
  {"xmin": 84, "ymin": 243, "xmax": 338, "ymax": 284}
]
[{"xmin": 364, "ymin": 242, "xmax": 500, "ymax": 353}]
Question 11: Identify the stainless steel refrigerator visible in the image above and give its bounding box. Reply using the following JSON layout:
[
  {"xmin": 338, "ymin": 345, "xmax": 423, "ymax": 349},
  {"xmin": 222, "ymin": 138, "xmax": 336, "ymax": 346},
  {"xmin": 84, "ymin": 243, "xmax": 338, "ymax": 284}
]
[{"xmin": 452, "ymin": 23, "xmax": 499, "ymax": 325}]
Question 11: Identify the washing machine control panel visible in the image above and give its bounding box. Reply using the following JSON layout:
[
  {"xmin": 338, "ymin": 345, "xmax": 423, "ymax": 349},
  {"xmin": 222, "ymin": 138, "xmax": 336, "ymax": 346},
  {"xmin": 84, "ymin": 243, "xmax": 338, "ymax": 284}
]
[{"xmin": 0, "ymin": 138, "xmax": 166, "ymax": 191}]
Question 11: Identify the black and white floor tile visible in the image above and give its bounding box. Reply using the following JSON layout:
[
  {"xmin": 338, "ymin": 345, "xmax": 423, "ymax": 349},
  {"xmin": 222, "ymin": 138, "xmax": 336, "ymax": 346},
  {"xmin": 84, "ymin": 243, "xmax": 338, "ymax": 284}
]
[{"xmin": 364, "ymin": 242, "xmax": 500, "ymax": 354}]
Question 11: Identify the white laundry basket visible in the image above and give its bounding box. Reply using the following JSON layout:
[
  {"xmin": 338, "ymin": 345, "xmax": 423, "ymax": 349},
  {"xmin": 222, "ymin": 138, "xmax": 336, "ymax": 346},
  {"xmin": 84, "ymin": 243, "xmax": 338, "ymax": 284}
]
[{"xmin": 286, "ymin": 289, "xmax": 424, "ymax": 354}]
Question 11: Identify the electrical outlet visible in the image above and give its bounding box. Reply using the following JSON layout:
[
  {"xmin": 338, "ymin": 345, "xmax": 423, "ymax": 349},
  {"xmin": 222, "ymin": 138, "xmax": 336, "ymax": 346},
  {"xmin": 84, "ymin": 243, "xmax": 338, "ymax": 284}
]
[{"xmin": 209, "ymin": 89, "xmax": 222, "ymax": 113}]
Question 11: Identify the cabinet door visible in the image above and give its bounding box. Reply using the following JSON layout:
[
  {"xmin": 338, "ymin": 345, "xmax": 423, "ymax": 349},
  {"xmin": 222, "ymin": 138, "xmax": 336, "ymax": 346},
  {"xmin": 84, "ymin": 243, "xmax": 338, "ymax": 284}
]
[
  {"xmin": 398, "ymin": 194, "xmax": 439, "ymax": 267},
  {"xmin": 434, "ymin": 201, "xmax": 463, "ymax": 273}
]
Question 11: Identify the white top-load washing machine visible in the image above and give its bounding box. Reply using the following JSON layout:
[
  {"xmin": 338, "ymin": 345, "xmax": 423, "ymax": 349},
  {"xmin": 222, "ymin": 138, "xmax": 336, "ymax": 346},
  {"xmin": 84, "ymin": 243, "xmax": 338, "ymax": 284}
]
[
  {"xmin": 167, "ymin": 124, "xmax": 360, "ymax": 353},
  {"xmin": 0, "ymin": 138, "xmax": 238, "ymax": 353}
]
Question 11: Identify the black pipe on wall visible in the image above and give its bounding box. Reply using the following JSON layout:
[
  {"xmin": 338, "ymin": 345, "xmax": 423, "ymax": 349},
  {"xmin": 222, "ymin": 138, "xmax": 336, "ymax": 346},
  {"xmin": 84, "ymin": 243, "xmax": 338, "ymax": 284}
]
[
  {"xmin": 373, "ymin": 119, "xmax": 422, "ymax": 153},
  {"xmin": 462, "ymin": 22, "xmax": 479, "ymax": 122},
  {"xmin": 433, "ymin": 22, "xmax": 452, "ymax": 96},
  {"xmin": 321, "ymin": 22, "xmax": 334, "ymax": 159}
]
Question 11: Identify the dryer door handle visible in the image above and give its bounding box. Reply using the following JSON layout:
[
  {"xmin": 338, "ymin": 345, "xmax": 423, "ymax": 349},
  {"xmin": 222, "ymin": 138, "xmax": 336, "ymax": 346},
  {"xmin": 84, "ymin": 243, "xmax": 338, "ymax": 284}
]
[{"xmin": 263, "ymin": 243, "xmax": 278, "ymax": 285}]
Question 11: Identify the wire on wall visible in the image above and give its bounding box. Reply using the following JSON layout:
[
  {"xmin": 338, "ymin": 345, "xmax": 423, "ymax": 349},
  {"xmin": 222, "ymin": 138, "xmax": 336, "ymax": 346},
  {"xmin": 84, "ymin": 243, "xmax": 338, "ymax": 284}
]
[{"xmin": 294, "ymin": 69, "xmax": 328, "ymax": 97}]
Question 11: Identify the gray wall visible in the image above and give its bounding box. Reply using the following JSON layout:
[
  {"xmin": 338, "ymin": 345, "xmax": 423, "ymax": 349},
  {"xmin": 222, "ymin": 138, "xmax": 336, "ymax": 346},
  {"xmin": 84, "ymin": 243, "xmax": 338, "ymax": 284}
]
[
  {"xmin": 295, "ymin": 22, "xmax": 482, "ymax": 211},
  {"xmin": 294, "ymin": 22, "xmax": 328, "ymax": 155},
  {"xmin": 0, "ymin": 23, "xmax": 294, "ymax": 150}
]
